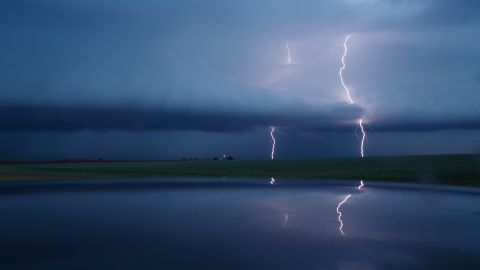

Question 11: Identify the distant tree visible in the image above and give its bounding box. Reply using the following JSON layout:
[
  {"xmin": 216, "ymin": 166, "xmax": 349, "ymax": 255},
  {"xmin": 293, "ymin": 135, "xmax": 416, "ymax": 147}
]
[
  {"xmin": 213, "ymin": 157, "xmax": 219, "ymax": 160},
  {"xmin": 226, "ymin": 156, "xmax": 234, "ymax": 160}
]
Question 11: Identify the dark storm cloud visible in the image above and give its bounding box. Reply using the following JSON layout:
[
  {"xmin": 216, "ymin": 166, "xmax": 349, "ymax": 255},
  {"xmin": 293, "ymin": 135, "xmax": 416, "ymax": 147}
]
[
  {"xmin": 372, "ymin": 118, "xmax": 480, "ymax": 132},
  {"xmin": 0, "ymin": 0, "xmax": 479, "ymax": 135},
  {"xmin": 1, "ymin": 104, "xmax": 478, "ymax": 133},
  {"xmin": 0, "ymin": 104, "xmax": 362, "ymax": 132}
]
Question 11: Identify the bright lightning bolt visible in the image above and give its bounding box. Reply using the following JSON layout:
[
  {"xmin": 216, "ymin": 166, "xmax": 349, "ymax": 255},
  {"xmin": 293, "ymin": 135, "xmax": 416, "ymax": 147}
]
[
  {"xmin": 269, "ymin": 127, "xmax": 277, "ymax": 185},
  {"xmin": 339, "ymin": 35, "xmax": 354, "ymax": 105},
  {"xmin": 286, "ymin": 43, "xmax": 292, "ymax": 64},
  {"xmin": 358, "ymin": 119, "xmax": 366, "ymax": 158},
  {"xmin": 336, "ymin": 194, "xmax": 351, "ymax": 236},
  {"xmin": 267, "ymin": 43, "xmax": 290, "ymax": 184},
  {"xmin": 339, "ymin": 34, "xmax": 367, "ymax": 190},
  {"xmin": 270, "ymin": 127, "xmax": 276, "ymax": 160}
]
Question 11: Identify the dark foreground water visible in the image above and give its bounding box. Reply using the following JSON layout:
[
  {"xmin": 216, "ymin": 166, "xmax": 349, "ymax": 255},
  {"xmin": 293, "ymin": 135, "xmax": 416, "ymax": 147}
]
[{"xmin": 0, "ymin": 178, "xmax": 479, "ymax": 270}]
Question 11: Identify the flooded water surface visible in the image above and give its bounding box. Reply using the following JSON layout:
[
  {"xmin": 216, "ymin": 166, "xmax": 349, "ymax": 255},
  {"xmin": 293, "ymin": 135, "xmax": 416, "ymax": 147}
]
[{"xmin": 0, "ymin": 178, "xmax": 479, "ymax": 269}]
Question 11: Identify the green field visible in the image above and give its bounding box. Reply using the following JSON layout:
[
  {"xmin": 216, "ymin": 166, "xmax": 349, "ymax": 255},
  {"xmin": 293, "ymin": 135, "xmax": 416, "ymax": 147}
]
[{"xmin": 1, "ymin": 154, "xmax": 480, "ymax": 186}]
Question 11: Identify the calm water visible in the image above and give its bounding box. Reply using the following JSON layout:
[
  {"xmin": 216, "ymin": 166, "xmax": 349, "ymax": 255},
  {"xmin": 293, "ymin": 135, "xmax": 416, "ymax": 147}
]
[{"xmin": 0, "ymin": 178, "xmax": 479, "ymax": 270}]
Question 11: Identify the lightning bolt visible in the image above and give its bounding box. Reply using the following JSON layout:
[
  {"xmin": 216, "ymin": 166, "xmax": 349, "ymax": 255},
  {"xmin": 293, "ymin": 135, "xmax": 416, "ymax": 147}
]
[
  {"xmin": 268, "ymin": 44, "xmax": 290, "ymax": 184},
  {"xmin": 358, "ymin": 119, "xmax": 366, "ymax": 190},
  {"xmin": 340, "ymin": 35, "xmax": 354, "ymax": 105},
  {"xmin": 339, "ymin": 34, "xmax": 367, "ymax": 190},
  {"xmin": 336, "ymin": 194, "xmax": 351, "ymax": 236},
  {"xmin": 269, "ymin": 127, "xmax": 277, "ymax": 185},
  {"xmin": 270, "ymin": 126, "xmax": 276, "ymax": 160},
  {"xmin": 286, "ymin": 43, "xmax": 292, "ymax": 64},
  {"xmin": 358, "ymin": 119, "xmax": 366, "ymax": 158}
]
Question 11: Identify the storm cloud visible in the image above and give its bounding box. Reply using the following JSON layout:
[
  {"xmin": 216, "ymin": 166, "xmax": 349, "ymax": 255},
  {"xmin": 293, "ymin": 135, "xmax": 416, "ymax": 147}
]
[
  {"xmin": 0, "ymin": 0, "xmax": 479, "ymax": 159},
  {"xmin": 0, "ymin": 104, "xmax": 362, "ymax": 132},
  {"xmin": 0, "ymin": 104, "xmax": 478, "ymax": 133}
]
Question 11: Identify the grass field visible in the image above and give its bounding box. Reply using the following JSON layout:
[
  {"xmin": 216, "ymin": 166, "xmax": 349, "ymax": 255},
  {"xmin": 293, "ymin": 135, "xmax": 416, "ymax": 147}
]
[{"xmin": 1, "ymin": 154, "xmax": 480, "ymax": 186}]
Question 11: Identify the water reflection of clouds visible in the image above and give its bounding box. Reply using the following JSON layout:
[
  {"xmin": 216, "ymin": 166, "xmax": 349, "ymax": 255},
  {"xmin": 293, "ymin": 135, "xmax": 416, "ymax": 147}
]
[{"xmin": 1, "ymin": 179, "xmax": 479, "ymax": 269}]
